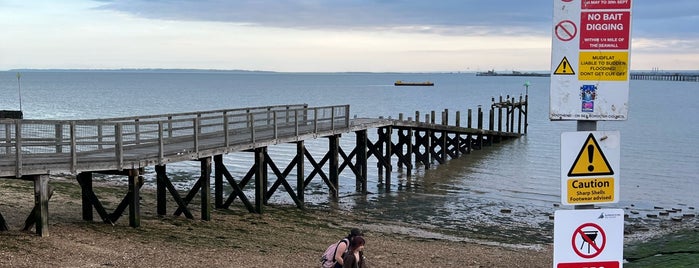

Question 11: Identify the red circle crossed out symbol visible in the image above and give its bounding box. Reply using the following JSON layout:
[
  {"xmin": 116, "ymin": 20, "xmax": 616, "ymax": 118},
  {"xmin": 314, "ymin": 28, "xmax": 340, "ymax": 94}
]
[
  {"xmin": 572, "ymin": 223, "xmax": 606, "ymax": 258},
  {"xmin": 555, "ymin": 20, "xmax": 577, "ymax": 42}
]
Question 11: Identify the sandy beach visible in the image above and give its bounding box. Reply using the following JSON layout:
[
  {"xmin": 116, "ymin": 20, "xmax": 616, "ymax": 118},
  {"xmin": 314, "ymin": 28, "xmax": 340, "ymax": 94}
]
[{"xmin": 0, "ymin": 177, "xmax": 553, "ymax": 267}]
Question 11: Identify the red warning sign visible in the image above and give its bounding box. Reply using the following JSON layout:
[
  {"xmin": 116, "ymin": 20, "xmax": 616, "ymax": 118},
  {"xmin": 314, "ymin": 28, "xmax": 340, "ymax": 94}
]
[
  {"xmin": 572, "ymin": 223, "xmax": 606, "ymax": 258},
  {"xmin": 580, "ymin": 11, "xmax": 631, "ymax": 49}
]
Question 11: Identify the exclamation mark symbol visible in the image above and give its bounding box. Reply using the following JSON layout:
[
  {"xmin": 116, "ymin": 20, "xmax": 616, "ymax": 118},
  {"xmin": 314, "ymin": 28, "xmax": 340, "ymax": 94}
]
[
  {"xmin": 587, "ymin": 145, "xmax": 595, "ymax": 172},
  {"xmin": 563, "ymin": 61, "xmax": 568, "ymax": 73}
]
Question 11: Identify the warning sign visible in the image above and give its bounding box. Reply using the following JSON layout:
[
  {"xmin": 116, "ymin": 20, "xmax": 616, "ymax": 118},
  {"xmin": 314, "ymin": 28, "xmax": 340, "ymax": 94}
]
[
  {"xmin": 580, "ymin": 11, "xmax": 631, "ymax": 49},
  {"xmin": 554, "ymin": 57, "xmax": 576, "ymax": 75},
  {"xmin": 549, "ymin": 0, "xmax": 633, "ymax": 121},
  {"xmin": 573, "ymin": 222, "xmax": 606, "ymax": 258},
  {"xmin": 561, "ymin": 131, "xmax": 620, "ymax": 205},
  {"xmin": 568, "ymin": 133, "xmax": 613, "ymax": 176},
  {"xmin": 567, "ymin": 177, "xmax": 615, "ymax": 204},
  {"xmin": 554, "ymin": 209, "xmax": 624, "ymax": 267},
  {"xmin": 578, "ymin": 51, "xmax": 628, "ymax": 81}
]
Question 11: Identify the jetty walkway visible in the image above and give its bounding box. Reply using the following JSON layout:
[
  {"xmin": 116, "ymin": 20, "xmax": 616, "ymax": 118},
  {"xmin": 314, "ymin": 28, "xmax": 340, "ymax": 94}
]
[
  {"xmin": 630, "ymin": 72, "xmax": 699, "ymax": 82},
  {"xmin": 1, "ymin": 97, "xmax": 527, "ymax": 236}
]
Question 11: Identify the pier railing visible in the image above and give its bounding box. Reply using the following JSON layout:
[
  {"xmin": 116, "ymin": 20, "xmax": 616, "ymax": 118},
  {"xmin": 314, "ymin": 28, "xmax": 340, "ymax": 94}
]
[{"xmin": 0, "ymin": 104, "xmax": 350, "ymax": 178}]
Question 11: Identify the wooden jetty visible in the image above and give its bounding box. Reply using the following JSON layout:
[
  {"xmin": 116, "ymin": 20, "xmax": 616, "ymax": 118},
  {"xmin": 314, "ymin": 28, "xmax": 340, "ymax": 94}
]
[
  {"xmin": 1, "ymin": 98, "xmax": 527, "ymax": 236},
  {"xmin": 630, "ymin": 72, "xmax": 699, "ymax": 82}
]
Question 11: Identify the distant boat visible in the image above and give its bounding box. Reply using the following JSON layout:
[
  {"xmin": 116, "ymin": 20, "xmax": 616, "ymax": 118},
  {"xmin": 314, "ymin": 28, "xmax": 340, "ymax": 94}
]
[
  {"xmin": 394, "ymin": 80, "xmax": 434, "ymax": 86},
  {"xmin": 476, "ymin": 70, "xmax": 550, "ymax": 77}
]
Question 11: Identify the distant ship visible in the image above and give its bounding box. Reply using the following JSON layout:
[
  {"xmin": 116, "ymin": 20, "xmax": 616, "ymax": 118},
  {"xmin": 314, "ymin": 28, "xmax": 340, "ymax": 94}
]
[
  {"xmin": 394, "ymin": 80, "xmax": 434, "ymax": 86},
  {"xmin": 476, "ymin": 70, "xmax": 550, "ymax": 77}
]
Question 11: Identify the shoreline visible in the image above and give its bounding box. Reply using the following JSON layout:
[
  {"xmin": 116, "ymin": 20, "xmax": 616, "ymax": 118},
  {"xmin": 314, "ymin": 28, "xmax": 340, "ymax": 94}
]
[{"xmin": 0, "ymin": 177, "xmax": 696, "ymax": 267}]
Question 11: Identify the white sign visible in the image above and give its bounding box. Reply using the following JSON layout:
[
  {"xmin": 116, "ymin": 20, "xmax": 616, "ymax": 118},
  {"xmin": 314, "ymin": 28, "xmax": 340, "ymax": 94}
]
[
  {"xmin": 561, "ymin": 131, "xmax": 620, "ymax": 205},
  {"xmin": 553, "ymin": 209, "xmax": 624, "ymax": 267},
  {"xmin": 550, "ymin": 0, "xmax": 633, "ymax": 121}
]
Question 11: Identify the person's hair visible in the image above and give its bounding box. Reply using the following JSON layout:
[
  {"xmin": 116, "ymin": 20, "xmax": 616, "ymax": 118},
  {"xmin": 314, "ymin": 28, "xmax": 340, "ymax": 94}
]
[
  {"xmin": 347, "ymin": 228, "xmax": 363, "ymax": 239},
  {"xmin": 349, "ymin": 236, "xmax": 365, "ymax": 252}
]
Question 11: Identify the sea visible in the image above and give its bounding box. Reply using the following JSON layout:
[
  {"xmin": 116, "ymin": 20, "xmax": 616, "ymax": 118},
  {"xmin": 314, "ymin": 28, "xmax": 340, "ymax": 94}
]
[{"xmin": 1, "ymin": 70, "xmax": 697, "ymax": 245}]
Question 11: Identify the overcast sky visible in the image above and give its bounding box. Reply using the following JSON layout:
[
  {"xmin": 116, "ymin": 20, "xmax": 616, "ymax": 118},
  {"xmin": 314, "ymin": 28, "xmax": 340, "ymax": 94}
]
[{"xmin": 1, "ymin": 0, "xmax": 697, "ymax": 72}]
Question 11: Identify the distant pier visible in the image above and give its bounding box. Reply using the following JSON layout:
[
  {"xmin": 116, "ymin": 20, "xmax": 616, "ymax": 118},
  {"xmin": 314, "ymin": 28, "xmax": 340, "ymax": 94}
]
[{"xmin": 630, "ymin": 72, "xmax": 699, "ymax": 82}]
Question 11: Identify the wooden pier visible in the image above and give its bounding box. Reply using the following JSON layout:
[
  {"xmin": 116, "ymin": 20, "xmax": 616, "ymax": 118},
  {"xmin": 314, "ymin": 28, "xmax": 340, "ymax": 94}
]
[
  {"xmin": 1, "ymin": 98, "xmax": 527, "ymax": 236},
  {"xmin": 630, "ymin": 72, "xmax": 699, "ymax": 82}
]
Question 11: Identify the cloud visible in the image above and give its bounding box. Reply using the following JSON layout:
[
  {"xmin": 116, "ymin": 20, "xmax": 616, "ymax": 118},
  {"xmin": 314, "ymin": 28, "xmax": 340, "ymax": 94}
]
[
  {"xmin": 94, "ymin": 0, "xmax": 698, "ymax": 40},
  {"xmin": 94, "ymin": 0, "xmax": 552, "ymax": 36}
]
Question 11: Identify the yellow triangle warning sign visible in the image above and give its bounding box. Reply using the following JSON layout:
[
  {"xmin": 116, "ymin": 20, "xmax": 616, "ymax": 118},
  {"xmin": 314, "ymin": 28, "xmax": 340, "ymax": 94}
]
[
  {"xmin": 554, "ymin": 57, "xmax": 575, "ymax": 75},
  {"xmin": 568, "ymin": 133, "xmax": 614, "ymax": 177}
]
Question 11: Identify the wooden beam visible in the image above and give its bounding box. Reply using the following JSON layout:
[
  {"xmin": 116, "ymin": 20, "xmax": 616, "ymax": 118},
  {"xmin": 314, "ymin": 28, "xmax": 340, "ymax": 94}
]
[
  {"xmin": 23, "ymin": 184, "xmax": 54, "ymax": 232},
  {"xmin": 254, "ymin": 147, "xmax": 265, "ymax": 213},
  {"xmin": 34, "ymin": 174, "xmax": 49, "ymax": 236},
  {"xmin": 214, "ymin": 155, "xmax": 224, "ymax": 208},
  {"xmin": 128, "ymin": 169, "xmax": 141, "ymax": 228},
  {"xmin": 155, "ymin": 165, "xmax": 194, "ymax": 219},
  {"xmin": 200, "ymin": 157, "xmax": 211, "ymax": 221},
  {"xmin": 355, "ymin": 130, "xmax": 368, "ymax": 193},
  {"xmin": 296, "ymin": 141, "xmax": 305, "ymax": 206},
  {"xmin": 328, "ymin": 135, "xmax": 340, "ymax": 198}
]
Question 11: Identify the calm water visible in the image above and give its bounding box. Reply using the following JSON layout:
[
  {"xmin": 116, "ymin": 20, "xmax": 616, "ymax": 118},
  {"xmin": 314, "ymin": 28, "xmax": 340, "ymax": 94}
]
[{"xmin": 1, "ymin": 71, "xmax": 697, "ymax": 243}]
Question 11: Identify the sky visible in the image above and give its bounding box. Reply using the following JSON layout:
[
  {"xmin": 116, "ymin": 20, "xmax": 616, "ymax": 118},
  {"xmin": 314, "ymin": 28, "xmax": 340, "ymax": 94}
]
[{"xmin": 1, "ymin": 0, "xmax": 697, "ymax": 72}]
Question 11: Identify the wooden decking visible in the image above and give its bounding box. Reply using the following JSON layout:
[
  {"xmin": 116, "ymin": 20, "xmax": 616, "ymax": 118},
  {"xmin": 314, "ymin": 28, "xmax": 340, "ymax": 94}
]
[{"xmin": 1, "ymin": 99, "xmax": 528, "ymax": 236}]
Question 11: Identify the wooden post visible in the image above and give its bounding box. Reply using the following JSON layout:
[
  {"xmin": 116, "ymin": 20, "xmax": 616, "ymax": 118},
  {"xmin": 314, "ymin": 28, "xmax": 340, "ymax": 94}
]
[
  {"xmin": 329, "ymin": 135, "xmax": 340, "ymax": 197},
  {"xmin": 510, "ymin": 97, "xmax": 516, "ymax": 133},
  {"xmin": 489, "ymin": 108, "xmax": 495, "ymax": 145},
  {"xmin": 214, "ymin": 155, "xmax": 224, "ymax": 208},
  {"xmin": 384, "ymin": 126, "xmax": 392, "ymax": 191},
  {"xmin": 467, "ymin": 109, "xmax": 472, "ymax": 128},
  {"xmin": 356, "ymin": 130, "xmax": 368, "ymax": 193},
  {"xmin": 128, "ymin": 169, "xmax": 141, "ymax": 228},
  {"xmin": 77, "ymin": 172, "xmax": 94, "ymax": 221},
  {"xmin": 259, "ymin": 147, "xmax": 269, "ymax": 205},
  {"xmin": 34, "ymin": 174, "xmax": 50, "ymax": 236},
  {"xmin": 455, "ymin": 111, "xmax": 461, "ymax": 127},
  {"xmin": 498, "ymin": 96, "xmax": 503, "ymax": 133},
  {"xmin": 518, "ymin": 95, "xmax": 523, "ymax": 134},
  {"xmin": 254, "ymin": 147, "xmax": 265, "ymax": 214},
  {"xmin": 296, "ymin": 141, "xmax": 305, "ymax": 205},
  {"xmin": 477, "ymin": 106, "xmax": 484, "ymax": 148},
  {"xmin": 524, "ymin": 94, "xmax": 529, "ymax": 134},
  {"xmin": 200, "ymin": 157, "xmax": 211, "ymax": 221},
  {"xmin": 406, "ymin": 128, "xmax": 413, "ymax": 176},
  {"xmin": 156, "ymin": 165, "xmax": 167, "ymax": 215}
]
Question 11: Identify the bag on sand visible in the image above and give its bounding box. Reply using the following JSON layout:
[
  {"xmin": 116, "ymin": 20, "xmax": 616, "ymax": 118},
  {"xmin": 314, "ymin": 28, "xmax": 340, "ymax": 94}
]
[{"xmin": 320, "ymin": 238, "xmax": 349, "ymax": 268}]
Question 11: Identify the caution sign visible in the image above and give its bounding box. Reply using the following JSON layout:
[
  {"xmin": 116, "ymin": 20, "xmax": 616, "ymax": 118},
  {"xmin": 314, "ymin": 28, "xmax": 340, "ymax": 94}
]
[
  {"xmin": 578, "ymin": 51, "xmax": 628, "ymax": 81},
  {"xmin": 554, "ymin": 57, "xmax": 576, "ymax": 75},
  {"xmin": 561, "ymin": 131, "xmax": 620, "ymax": 205},
  {"xmin": 554, "ymin": 209, "xmax": 624, "ymax": 267},
  {"xmin": 568, "ymin": 133, "xmax": 613, "ymax": 176}
]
